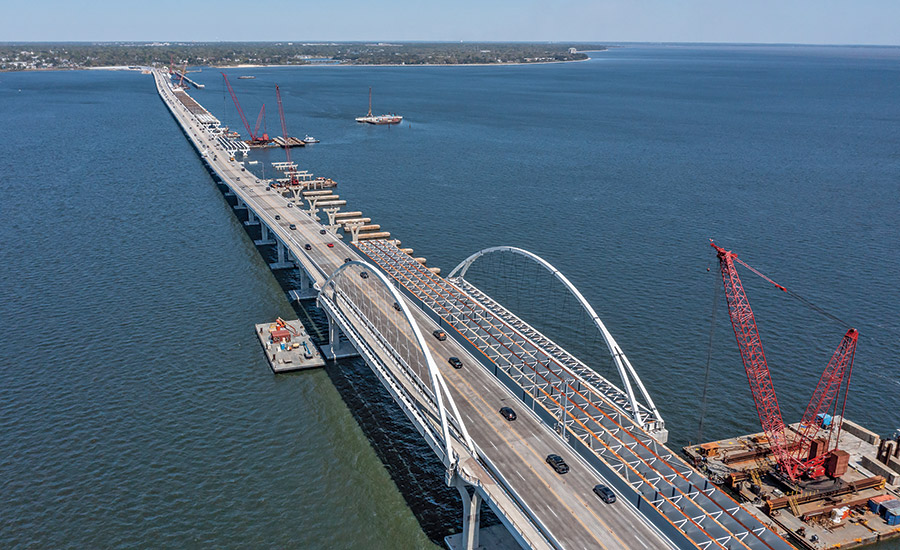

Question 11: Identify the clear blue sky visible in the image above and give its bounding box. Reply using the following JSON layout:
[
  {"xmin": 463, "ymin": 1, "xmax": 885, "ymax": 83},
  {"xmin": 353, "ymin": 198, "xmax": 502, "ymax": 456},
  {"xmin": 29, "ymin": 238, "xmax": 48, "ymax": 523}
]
[{"xmin": 3, "ymin": 0, "xmax": 899, "ymax": 45}]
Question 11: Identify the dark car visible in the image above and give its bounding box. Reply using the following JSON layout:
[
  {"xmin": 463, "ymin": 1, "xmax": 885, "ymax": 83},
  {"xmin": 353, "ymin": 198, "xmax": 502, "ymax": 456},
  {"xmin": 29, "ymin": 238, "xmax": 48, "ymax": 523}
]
[
  {"xmin": 304, "ymin": 244, "xmax": 312, "ymax": 250},
  {"xmin": 320, "ymin": 229, "xmax": 327, "ymax": 235},
  {"xmin": 289, "ymin": 224, "xmax": 297, "ymax": 230},
  {"xmin": 275, "ymin": 215, "xmax": 281, "ymax": 220},
  {"xmin": 360, "ymin": 271, "xmax": 369, "ymax": 279},
  {"xmin": 287, "ymin": 202, "xmax": 293, "ymax": 208},
  {"xmin": 448, "ymin": 357, "xmax": 463, "ymax": 369},
  {"xmin": 433, "ymin": 330, "xmax": 447, "ymax": 341},
  {"xmin": 546, "ymin": 454, "xmax": 569, "ymax": 475},
  {"xmin": 393, "ymin": 301, "xmax": 402, "ymax": 311},
  {"xmin": 499, "ymin": 407, "xmax": 517, "ymax": 421},
  {"xmin": 593, "ymin": 484, "xmax": 616, "ymax": 504},
  {"xmin": 344, "ymin": 257, "xmax": 352, "ymax": 263}
]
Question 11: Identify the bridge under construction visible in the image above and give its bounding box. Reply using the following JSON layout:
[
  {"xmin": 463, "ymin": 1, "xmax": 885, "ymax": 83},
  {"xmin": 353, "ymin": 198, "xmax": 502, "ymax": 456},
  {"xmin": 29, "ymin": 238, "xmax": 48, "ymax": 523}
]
[{"xmin": 153, "ymin": 68, "xmax": 798, "ymax": 550}]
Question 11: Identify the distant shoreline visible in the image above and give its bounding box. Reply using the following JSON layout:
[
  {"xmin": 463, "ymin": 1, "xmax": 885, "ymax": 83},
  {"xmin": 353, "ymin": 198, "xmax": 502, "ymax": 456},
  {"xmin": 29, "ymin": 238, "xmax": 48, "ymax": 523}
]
[
  {"xmin": 1, "ymin": 53, "xmax": 602, "ymax": 74},
  {"xmin": 218, "ymin": 56, "xmax": 595, "ymax": 69}
]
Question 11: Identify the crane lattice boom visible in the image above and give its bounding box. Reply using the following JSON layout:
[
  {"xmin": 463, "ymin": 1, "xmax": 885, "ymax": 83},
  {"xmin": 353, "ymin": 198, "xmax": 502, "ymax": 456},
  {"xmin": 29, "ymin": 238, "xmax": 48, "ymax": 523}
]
[
  {"xmin": 274, "ymin": 85, "xmax": 296, "ymax": 183},
  {"xmin": 253, "ymin": 104, "xmax": 267, "ymax": 141},
  {"xmin": 711, "ymin": 240, "xmax": 858, "ymax": 481},
  {"xmin": 222, "ymin": 73, "xmax": 255, "ymax": 141},
  {"xmin": 713, "ymin": 242, "xmax": 792, "ymax": 469}
]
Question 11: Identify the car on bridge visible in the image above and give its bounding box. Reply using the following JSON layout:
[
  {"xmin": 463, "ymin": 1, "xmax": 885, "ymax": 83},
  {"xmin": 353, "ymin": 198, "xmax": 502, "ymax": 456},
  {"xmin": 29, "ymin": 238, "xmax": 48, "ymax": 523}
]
[
  {"xmin": 327, "ymin": 243, "xmax": 334, "ymax": 248},
  {"xmin": 304, "ymin": 244, "xmax": 312, "ymax": 250},
  {"xmin": 499, "ymin": 407, "xmax": 517, "ymax": 421},
  {"xmin": 275, "ymin": 215, "xmax": 281, "ymax": 220},
  {"xmin": 289, "ymin": 224, "xmax": 296, "ymax": 230},
  {"xmin": 393, "ymin": 302, "xmax": 402, "ymax": 311},
  {"xmin": 448, "ymin": 357, "xmax": 463, "ymax": 369},
  {"xmin": 593, "ymin": 484, "xmax": 616, "ymax": 504},
  {"xmin": 546, "ymin": 454, "xmax": 569, "ymax": 474},
  {"xmin": 433, "ymin": 330, "xmax": 447, "ymax": 341},
  {"xmin": 360, "ymin": 272, "xmax": 369, "ymax": 279},
  {"xmin": 320, "ymin": 229, "xmax": 327, "ymax": 235}
]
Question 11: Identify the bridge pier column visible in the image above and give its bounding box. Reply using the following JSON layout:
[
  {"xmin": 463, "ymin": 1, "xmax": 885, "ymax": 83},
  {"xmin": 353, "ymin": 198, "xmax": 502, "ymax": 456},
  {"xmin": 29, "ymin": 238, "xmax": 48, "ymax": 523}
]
[
  {"xmin": 243, "ymin": 209, "xmax": 259, "ymax": 226},
  {"xmin": 320, "ymin": 314, "xmax": 360, "ymax": 360},
  {"xmin": 287, "ymin": 269, "xmax": 318, "ymax": 301},
  {"xmin": 324, "ymin": 207, "xmax": 340, "ymax": 230},
  {"xmin": 234, "ymin": 197, "xmax": 248, "ymax": 210},
  {"xmin": 306, "ymin": 197, "xmax": 320, "ymax": 217},
  {"xmin": 345, "ymin": 222, "xmax": 363, "ymax": 244},
  {"xmin": 269, "ymin": 240, "xmax": 295, "ymax": 270},
  {"xmin": 455, "ymin": 481, "xmax": 482, "ymax": 550},
  {"xmin": 254, "ymin": 224, "xmax": 276, "ymax": 246}
]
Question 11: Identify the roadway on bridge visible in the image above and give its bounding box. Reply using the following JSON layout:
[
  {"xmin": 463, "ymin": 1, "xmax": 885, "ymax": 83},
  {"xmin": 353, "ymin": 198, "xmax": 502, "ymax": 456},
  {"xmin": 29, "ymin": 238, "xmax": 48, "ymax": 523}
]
[{"xmin": 154, "ymin": 71, "xmax": 675, "ymax": 550}]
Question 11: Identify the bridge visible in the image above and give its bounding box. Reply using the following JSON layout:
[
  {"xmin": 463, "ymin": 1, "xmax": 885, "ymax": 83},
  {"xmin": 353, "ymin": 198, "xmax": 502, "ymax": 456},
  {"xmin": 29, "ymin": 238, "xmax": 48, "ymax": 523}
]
[{"xmin": 152, "ymin": 69, "xmax": 796, "ymax": 550}]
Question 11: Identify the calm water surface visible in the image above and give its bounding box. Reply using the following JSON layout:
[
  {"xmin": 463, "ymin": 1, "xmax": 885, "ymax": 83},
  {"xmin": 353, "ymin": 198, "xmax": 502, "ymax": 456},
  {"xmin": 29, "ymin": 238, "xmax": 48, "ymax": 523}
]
[{"xmin": 1, "ymin": 45, "xmax": 899, "ymax": 548}]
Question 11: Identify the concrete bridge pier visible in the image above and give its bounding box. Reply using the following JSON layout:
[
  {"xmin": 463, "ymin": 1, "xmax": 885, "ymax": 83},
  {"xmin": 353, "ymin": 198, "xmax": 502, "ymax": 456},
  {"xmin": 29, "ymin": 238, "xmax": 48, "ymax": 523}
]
[
  {"xmin": 287, "ymin": 267, "xmax": 318, "ymax": 301},
  {"xmin": 455, "ymin": 480, "xmax": 482, "ymax": 550},
  {"xmin": 345, "ymin": 221, "xmax": 364, "ymax": 244},
  {"xmin": 243, "ymin": 209, "xmax": 259, "ymax": 226},
  {"xmin": 254, "ymin": 224, "xmax": 276, "ymax": 246},
  {"xmin": 324, "ymin": 207, "xmax": 340, "ymax": 231},
  {"xmin": 320, "ymin": 314, "xmax": 360, "ymax": 360},
  {"xmin": 234, "ymin": 197, "xmax": 248, "ymax": 211},
  {"xmin": 269, "ymin": 240, "xmax": 295, "ymax": 270}
]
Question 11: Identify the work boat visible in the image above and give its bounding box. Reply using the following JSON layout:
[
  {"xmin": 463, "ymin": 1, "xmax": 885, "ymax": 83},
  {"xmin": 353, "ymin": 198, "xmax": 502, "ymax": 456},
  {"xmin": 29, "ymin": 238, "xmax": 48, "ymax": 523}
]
[{"xmin": 355, "ymin": 87, "xmax": 403, "ymax": 125}]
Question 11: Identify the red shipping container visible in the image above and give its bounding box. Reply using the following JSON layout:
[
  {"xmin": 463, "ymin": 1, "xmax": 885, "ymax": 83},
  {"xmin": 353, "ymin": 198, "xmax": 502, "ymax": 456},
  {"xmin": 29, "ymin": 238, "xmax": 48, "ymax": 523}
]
[{"xmin": 271, "ymin": 329, "xmax": 292, "ymax": 343}]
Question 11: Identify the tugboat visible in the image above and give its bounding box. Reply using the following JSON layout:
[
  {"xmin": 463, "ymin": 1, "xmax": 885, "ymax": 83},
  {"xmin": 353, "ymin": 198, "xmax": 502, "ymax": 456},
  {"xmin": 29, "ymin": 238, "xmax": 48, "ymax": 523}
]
[
  {"xmin": 355, "ymin": 87, "xmax": 403, "ymax": 125},
  {"xmin": 302, "ymin": 135, "xmax": 320, "ymax": 144}
]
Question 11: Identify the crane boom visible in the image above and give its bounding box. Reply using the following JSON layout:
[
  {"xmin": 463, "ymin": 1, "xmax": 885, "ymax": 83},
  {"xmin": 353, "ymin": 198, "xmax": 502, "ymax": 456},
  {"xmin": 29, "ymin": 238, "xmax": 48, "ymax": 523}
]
[
  {"xmin": 275, "ymin": 84, "xmax": 294, "ymax": 172},
  {"xmin": 711, "ymin": 241, "xmax": 792, "ymax": 470},
  {"xmin": 711, "ymin": 240, "xmax": 859, "ymax": 481},
  {"xmin": 253, "ymin": 104, "xmax": 266, "ymax": 141},
  {"xmin": 222, "ymin": 73, "xmax": 254, "ymax": 140},
  {"xmin": 789, "ymin": 328, "xmax": 857, "ymax": 477}
]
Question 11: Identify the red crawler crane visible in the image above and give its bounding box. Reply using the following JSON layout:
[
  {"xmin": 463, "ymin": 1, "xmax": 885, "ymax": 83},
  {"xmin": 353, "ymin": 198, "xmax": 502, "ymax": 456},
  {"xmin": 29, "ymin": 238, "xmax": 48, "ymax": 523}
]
[
  {"xmin": 222, "ymin": 73, "xmax": 268, "ymax": 143},
  {"xmin": 275, "ymin": 84, "xmax": 297, "ymax": 184},
  {"xmin": 711, "ymin": 241, "xmax": 858, "ymax": 482}
]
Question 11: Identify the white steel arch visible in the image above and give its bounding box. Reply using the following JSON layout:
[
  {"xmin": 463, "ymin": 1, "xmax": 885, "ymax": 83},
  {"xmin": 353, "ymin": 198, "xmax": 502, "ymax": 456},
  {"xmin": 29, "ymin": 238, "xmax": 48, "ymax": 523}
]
[
  {"xmin": 321, "ymin": 260, "xmax": 477, "ymax": 465},
  {"xmin": 448, "ymin": 246, "xmax": 663, "ymax": 429}
]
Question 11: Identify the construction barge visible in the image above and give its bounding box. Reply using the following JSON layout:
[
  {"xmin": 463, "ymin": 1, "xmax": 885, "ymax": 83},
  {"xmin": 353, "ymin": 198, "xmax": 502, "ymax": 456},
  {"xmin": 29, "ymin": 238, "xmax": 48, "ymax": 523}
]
[
  {"xmin": 243, "ymin": 136, "xmax": 306, "ymax": 149},
  {"xmin": 697, "ymin": 242, "xmax": 900, "ymax": 549},
  {"xmin": 685, "ymin": 421, "xmax": 900, "ymax": 549}
]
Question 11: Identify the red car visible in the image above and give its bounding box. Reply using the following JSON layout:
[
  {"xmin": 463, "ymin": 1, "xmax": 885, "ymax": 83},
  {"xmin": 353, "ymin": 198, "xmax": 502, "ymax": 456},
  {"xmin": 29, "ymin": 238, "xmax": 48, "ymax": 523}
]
[{"xmin": 327, "ymin": 243, "xmax": 334, "ymax": 248}]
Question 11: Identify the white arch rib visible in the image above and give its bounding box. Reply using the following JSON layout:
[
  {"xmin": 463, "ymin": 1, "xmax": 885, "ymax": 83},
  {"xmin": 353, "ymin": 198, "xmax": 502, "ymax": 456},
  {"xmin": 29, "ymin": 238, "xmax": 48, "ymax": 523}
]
[
  {"xmin": 448, "ymin": 246, "xmax": 662, "ymax": 428},
  {"xmin": 322, "ymin": 260, "xmax": 477, "ymax": 465}
]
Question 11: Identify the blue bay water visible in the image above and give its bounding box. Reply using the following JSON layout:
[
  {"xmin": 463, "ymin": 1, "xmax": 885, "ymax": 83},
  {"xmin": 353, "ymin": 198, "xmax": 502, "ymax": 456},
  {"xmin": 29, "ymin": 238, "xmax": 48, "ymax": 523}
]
[{"xmin": 1, "ymin": 45, "xmax": 899, "ymax": 548}]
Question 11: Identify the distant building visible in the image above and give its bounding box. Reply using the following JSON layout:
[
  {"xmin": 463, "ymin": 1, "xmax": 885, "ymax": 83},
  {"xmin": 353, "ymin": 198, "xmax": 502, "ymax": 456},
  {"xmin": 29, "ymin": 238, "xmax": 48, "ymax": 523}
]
[{"xmin": 568, "ymin": 47, "xmax": 577, "ymax": 54}]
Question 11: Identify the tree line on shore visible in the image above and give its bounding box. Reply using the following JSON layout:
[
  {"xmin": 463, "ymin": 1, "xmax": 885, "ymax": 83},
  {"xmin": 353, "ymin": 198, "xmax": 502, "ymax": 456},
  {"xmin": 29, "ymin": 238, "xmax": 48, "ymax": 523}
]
[{"xmin": 0, "ymin": 42, "xmax": 605, "ymax": 70}]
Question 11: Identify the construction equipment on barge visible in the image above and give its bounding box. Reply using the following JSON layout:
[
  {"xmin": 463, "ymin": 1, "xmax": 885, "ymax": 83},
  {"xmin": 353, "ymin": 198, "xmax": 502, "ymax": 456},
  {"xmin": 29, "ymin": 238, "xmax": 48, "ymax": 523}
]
[
  {"xmin": 710, "ymin": 240, "xmax": 858, "ymax": 483},
  {"xmin": 222, "ymin": 73, "xmax": 271, "ymax": 146},
  {"xmin": 682, "ymin": 241, "xmax": 900, "ymax": 550}
]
